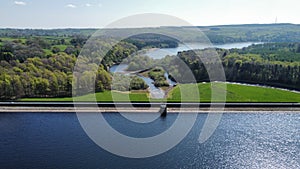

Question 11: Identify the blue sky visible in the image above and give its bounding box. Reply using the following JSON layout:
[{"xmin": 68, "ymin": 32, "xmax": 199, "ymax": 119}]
[{"xmin": 1, "ymin": 0, "xmax": 300, "ymax": 28}]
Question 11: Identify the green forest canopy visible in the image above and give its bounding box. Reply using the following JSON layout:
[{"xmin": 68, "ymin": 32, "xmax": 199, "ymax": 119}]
[{"xmin": 0, "ymin": 25, "xmax": 300, "ymax": 101}]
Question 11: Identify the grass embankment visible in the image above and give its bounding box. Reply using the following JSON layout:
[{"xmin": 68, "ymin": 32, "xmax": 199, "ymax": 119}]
[
  {"xmin": 20, "ymin": 83, "xmax": 300, "ymax": 102},
  {"xmin": 21, "ymin": 91, "xmax": 150, "ymax": 102},
  {"xmin": 168, "ymin": 83, "xmax": 300, "ymax": 102}
]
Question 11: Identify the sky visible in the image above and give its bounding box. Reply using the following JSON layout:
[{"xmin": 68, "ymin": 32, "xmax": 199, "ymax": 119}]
[{"xmin": 1, "ymin": 0, "xmax": 300, "ymax": 28}]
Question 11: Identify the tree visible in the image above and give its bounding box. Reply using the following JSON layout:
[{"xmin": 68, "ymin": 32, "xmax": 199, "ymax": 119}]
[
  {"xmin": 35, "ymin": 77, "xmax": 50, "ymax": 96},
  {"xmin": 96, "ymin": 66, "xmax": 112, "ymax": 91},
  {"xmin": 11, "ymin": 75, "xmax": 24, "ymax": 99},
  {"xmin": 0, "ymin": 73, "xmax": 13, "ymax": 100},
  {"xmin": 52, "ymin": 46, "xmax": 61, "ymax": 54},
  {"xmin": 295, "ymin": 43, "xmax": 300, "ymax": 53},
  {"xmin": 130, "ymin": 76, "xmax": 148, "ymax": 90},
  {"xmin": 64, "ymin": 46, "xmax": 77, "ymax": 55}
]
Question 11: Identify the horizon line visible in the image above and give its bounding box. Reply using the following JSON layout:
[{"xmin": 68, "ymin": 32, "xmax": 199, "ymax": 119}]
[{"xmin": 0, "ymin": 23, "xmax": 298, "ymax": 30}]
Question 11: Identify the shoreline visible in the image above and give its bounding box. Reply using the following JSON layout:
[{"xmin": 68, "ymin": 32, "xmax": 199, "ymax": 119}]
[
  {"xmin": 1, "ymin": 102, "xmax": 300, "ymax": 113},
  {"xmin": 1, "ymin": 107, "xmax": 300, "ymax": 113}
]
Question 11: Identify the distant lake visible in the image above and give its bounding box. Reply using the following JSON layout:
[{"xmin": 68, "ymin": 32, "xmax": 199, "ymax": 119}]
[
  {"xmin": 145, "ymin": 42, "xmax": 261, "ymax": 59},
  {"xmin": 0, "ymin": 112, "xmax": 299, "ymax": 168}
]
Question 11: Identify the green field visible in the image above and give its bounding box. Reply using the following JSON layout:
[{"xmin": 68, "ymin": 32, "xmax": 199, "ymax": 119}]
[
  {"xmin": 20, "ymin": 83, "xmax": 300, "ymax": 102},
  {"xmin": 168, "ymin": 83, "xmax": 300, "ymax": 102},
  {"xmin": 21, "ymin": 90, "xmax": 150, "ymax": 102},
  {"xmin": 52, "ymin": 45, "xmax": 68, "ymax": 51}
]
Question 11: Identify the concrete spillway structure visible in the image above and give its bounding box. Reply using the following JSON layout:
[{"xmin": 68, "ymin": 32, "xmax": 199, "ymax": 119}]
[{"xmin": 159, "ymin": 104, "xmax": 167, "ymax": 117}]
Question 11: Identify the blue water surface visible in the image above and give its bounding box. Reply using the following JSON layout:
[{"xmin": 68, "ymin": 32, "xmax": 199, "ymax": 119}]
[{"xmin": 0, "ymin": 112, "xmax": 299, "ymax": 169}]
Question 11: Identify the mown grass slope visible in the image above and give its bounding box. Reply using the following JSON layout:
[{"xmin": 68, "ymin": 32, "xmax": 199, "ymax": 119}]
[
  {"xmin": 168, "ymin": 83, "xmax": 300, "ymax": 102},
  {"xmin": 21, "ymin": 83, "xmax": 300, "ymax": 103}
]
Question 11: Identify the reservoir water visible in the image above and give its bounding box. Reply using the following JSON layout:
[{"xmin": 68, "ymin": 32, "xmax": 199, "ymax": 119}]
[
  {"xmin": 0, "ymin": 112, "xmax": 299, "ymax": 168},
  {"xmin": 144, "ymin": 42, "xmax": 260, "ymax": 59}
]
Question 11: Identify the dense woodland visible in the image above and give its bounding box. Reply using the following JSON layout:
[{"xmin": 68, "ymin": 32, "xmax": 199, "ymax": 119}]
[
  {"xmin": 169, "ymin": 44, "xmax": 300, "ymax": 90},
  {"xmin": 1, "ymin": 25, "xmax": 300, "ymax": 100},
  {"xmin": 0, "ymin": 33, "xmax": 176, "ymax": 100}
]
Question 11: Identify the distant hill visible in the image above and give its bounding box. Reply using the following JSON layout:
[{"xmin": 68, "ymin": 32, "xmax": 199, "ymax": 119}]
[
  {"xmin": 1, "ymin": 23, "xmax": 300, "ymax": 43},
  {"xmin": 0, "ymin": 28, "xmax": 97, "ymax": 37}
]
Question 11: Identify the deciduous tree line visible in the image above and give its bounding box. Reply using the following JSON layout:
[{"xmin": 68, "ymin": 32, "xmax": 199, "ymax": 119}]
[{"xmin": 169, "ymin": 46, "xmax": 300, "ymax": 90}]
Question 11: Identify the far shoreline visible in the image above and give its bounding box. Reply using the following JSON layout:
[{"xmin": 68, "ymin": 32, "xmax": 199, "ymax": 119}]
[
  {"xmin": 1, "ymin": 102, "xmax": 300, "ymax": 113},
  {"xmin": 1, "ymin": 107, "xmax": 300, "ymax": 113}
]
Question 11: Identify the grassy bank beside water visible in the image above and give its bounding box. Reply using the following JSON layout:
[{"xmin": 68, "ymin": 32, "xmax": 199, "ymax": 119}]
[{"xmin": 20, "ymin": 83, "xmax": 300, "ymax": 103}]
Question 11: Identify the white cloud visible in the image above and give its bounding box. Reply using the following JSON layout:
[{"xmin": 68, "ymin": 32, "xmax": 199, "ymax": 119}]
[
  {"xmin": 14, "ymin": 1, "xmax": 26, "ymax": 6},
  {"xmin": 66, "ymin": 4, "xmax": 77, "ymax": 8},
  {"xmin": 85, "ymin": 3, "xmax": 102, "ymax": 7}
]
